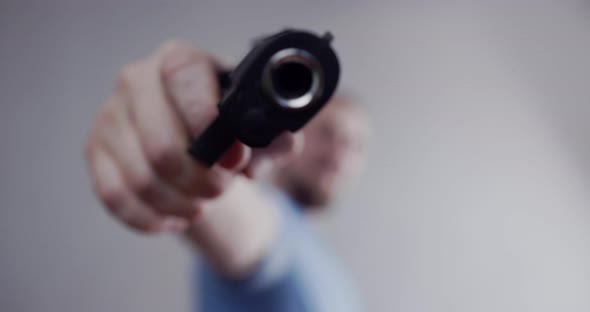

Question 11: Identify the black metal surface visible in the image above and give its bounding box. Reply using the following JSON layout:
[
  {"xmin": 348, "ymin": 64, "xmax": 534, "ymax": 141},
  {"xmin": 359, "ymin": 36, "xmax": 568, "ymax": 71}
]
[{"xmin": 188, "ymin": 29, "xmax": 340, "ymax": 167}]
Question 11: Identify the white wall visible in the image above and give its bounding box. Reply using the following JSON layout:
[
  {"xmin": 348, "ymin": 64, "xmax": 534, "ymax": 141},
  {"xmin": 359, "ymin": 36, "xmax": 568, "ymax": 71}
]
[{"xmin": 1, "ymin": 1, "xmax": 590, "ymax": 312}]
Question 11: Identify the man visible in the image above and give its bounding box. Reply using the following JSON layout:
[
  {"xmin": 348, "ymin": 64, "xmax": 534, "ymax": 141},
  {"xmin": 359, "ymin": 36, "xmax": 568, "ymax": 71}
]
[{"xmin": 85, "ymin": 40, "xmax": 370, "ymax": 312}]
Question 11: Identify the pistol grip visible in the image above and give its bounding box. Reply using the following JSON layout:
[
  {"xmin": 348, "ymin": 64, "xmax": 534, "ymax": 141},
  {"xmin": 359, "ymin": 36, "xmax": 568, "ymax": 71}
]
[{"xmin": 188, "ymin": 115, "xmax": 235, "ymax": 167}]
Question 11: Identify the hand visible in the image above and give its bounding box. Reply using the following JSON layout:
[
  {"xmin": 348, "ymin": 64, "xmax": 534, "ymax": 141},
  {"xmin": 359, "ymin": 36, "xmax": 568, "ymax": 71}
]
[{"xmin": 85, "ymin": 40, "xmax": 301, "ymax": 234}]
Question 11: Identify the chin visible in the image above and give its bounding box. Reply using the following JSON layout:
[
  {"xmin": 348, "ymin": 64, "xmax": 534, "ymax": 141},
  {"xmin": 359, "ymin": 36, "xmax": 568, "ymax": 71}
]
[
  {"xmin": 283, "ymin": 171, "xmax": 339, "ymax": 209},
  {"xmin": 300, "ymin": 188, "xmax": 335, "ymax": 210}
]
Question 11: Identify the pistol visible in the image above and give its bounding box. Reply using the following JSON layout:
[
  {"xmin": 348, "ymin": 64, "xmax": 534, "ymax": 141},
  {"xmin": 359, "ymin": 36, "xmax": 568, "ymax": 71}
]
[{"xmin": 188, "ymin": 29, "xmax": 340, "ymax": 167}]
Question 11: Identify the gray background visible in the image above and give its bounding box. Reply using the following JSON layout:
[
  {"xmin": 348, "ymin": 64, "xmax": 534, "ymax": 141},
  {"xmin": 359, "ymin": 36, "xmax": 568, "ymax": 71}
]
[{"xmin": 1, "ymin": 1, "xmax": 590, "ymax": 311}]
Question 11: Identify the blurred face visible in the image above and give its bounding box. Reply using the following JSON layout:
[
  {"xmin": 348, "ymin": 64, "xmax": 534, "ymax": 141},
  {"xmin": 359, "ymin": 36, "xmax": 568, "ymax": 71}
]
[{"xmin": 274, "ymin": 96, "xmax": 369, "ymax": 209}]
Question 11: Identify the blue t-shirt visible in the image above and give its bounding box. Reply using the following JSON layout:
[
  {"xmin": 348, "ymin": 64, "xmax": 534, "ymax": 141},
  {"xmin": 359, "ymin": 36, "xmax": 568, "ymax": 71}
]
[{"xmin": 193, "ymin": 188, "xmax": 361, "ymax": 312}]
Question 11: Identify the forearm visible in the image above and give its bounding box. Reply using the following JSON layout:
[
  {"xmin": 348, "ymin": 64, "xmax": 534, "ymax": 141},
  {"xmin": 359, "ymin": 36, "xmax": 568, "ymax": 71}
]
[{"xmin": 183, "ymin": 176, "xmax": 279, "ymax": 278}]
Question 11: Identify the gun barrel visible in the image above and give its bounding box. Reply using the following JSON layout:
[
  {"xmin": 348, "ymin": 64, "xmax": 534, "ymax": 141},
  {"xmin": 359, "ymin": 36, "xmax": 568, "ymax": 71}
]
[
  {"xmin": 189, "ymin": 29, "xmax": 339, "ymax": 167},
  {"xmin": 263, "ymin": 48, "xmax": 324, "ymax": 109}
]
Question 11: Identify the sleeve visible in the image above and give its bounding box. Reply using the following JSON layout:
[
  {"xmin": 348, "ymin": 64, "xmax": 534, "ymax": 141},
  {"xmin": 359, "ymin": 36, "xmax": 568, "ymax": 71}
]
[{"xmin": 193, "ymin": 203, "xmax": 313, "ymax": 312}]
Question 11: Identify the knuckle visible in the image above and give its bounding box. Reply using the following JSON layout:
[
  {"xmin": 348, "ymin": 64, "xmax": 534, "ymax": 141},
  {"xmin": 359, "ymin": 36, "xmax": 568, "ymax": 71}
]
[
  {"xmin": 96, "ymin": 105, "xmax": 117, "ymax": 128},
  {"xmin": 91, "ymin": 108, "xmax": 120, "ymax": 146},
  {"xmin": 202, "ymin": 184, "xmax": 223, "ymax": 199},
  {"xmin": 128, "ymin": 171, "xmax": 159, "ymax": 200},
  {"xmin": 199, "ymin": 173, "xmax": 227, "ymax": 198},
  {"xmin": 116, "ymin": 61, "xmax": 142, "ymax": 90},
  {"xmin": 144, "ymin": 139, "xmax": 181, "ymax": 174},
  {"xmin": 98, "ymin": 186, "xmax": 127, "ymax": 215}
]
